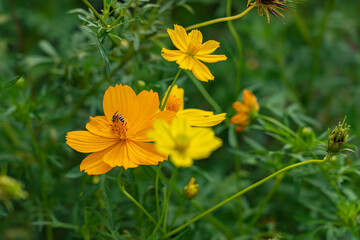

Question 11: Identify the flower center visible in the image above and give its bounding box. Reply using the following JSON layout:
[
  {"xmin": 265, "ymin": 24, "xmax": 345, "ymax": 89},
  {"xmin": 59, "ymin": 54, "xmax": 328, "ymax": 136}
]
[
  {"xmin": 174, "ymin": 134, "xmax": 190, "ymax": 153},
  {"xmin": 186, "ymin": 42, "xmax": 202, "ymax": 56},
  {"xmin": 166, "ymin": 95, "xmax": 182, "ymax": 112},
  {"xmin": 111, "ymin": 113, "xmax": 128, "ymax": 141}
]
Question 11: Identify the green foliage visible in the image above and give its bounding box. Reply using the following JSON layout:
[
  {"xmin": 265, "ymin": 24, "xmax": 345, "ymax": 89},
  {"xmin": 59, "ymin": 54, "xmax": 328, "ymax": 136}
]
[{"xmin": 0, "ymin": 0, "xmax": 359, "ymax": 239}]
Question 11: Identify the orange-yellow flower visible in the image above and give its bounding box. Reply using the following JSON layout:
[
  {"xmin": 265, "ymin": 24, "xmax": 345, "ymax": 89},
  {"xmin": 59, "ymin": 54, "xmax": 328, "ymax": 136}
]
[
  {"xmin": 66, "ymin": 84, "xmax": 175, "ymax": 175},
  {"xmin": 161, "ymin": 85, "xmax": 226, "ymax": 127},
  {"xmin": 161, "ymin": 24, "xmax": 227, "ymax": 82},
  {"xmin": 230, "ymin": 89, "xmax": 259, "ymax": 132}
]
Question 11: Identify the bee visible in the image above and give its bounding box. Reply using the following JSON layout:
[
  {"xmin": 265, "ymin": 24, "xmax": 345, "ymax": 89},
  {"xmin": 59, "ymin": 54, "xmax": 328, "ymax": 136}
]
[{"xmin": 112, "ymin": 111, "xmax": 124, "ymax": 123}]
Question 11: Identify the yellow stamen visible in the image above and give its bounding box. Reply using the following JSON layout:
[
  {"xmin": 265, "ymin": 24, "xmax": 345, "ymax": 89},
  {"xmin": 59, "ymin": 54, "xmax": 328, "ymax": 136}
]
[{"xmin": 111, "ymin": 118, "xmax": 128, "ymax": 141}]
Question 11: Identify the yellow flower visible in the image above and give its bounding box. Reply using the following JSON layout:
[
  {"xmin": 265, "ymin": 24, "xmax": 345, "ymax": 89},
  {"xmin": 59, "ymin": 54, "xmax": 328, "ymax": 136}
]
[
  {"xmin": 184, "ymin": 177, "xmax": 199, "ymax": 199},
  {"xmin": 230, "ymin": 89, "xmax": 259, "ymax": 132},
  {"xmin": 147, "ymin": 117, "xmax": 222, "ymax": 168},
  {"xmin": 161, "ymin": 24, "xmax": 227, "ymax": 82},
  {"xmin": 161, "ymin": 85, "xmax": 226, "ymax": 127},
  {"xmin": 66, "ymin": 84, "xmax": 176, "ymax": 175},
  {"xmin": 247, "ymin": 0, "xmax": 298, "ymax": 24}
]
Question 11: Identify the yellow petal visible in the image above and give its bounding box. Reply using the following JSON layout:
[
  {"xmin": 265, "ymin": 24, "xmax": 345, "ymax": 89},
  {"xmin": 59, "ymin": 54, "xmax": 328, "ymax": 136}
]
[
  {"xmin": 195, "ymin": 54, "xmax": 227, "ymax": 63},
  {"xmin": 147, "ymin": 119, "xmax": 176, "ymax": 153},
  {"xmin": 177, "ymin": 55, "xmax": 196, "ymax": 71},
  {"xmin": 197, "ymin": 40, "xmax": 220, "ymax": 55},
  {"xmin": 103, "ymin": 84, "xmax": 138, "ymax": 124},
  {"xmin": 171, "ymin": 154, "xmax": 193, "ymax": 168},
  {"xmin": 191, "ymin": 59, "xmax": 214, "ymax": 82},
  {"xmin": 86, "ymin": 116, "xmax": 114, "ymax": 138},
  {"xmin": 161, "ymin": 48, "xmax": 185, "ymax": 62},
  {"xmin": 80, "ymin": 148, "xmax": 113, "ymax": 175},
  {"xmin": 188, "ymin": 29, "xmax": 203, "ymax": 45},
  {"xmin": 187, "ymin": 128, "xmax": 222, "ymax": 159},
  {"xmin": 167, "ymin": 24, "xmax": 188, "ymax": 52},
  {"xmin": 176, "ymin": 109, "xmax": 226, "ymax": 127},
  {"xmin": 102, "ymin": 142, "xmax": 138, "ymax": 169},
  {"xmin": 66, "ymin": 131, "xmax": 118, "ymax": 153}
]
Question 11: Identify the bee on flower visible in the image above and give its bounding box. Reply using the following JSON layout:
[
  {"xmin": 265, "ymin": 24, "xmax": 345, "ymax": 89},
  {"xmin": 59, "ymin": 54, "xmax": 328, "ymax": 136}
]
[
  {"xmin": 161, "ymin": 24, "xmax": 227, "ymax": 82},
  {"xmin": 247, "ymin": 0, "xmax": 299, "ymax": 24},
  {"xmin": 231, "ymin": 89, "xmax": 259, "ymax": 132},
  {"xmin": 66, "ymin": 84, "xmax": 176, "ymax": 175}
]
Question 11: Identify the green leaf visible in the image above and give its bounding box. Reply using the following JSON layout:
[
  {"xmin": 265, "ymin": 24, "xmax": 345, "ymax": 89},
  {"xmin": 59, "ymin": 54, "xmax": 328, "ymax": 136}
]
[
  {"xmin": 39, "ymin": 40, "xmax": 59, "ymax": 59},
  {"xmin": 93, "ymin": 35, "xmax": 111, "ymax": 77},
  {"xmin": 79, "ymin": 184, "xmax": 100, "ymax": 201},
  {"xmin": 0, "ymin": 76, "xmax": 22, "ymax": 93}
]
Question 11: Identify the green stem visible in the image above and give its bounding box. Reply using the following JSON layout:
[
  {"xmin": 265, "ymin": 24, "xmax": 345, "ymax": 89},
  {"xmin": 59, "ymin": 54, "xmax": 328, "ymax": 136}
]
[
  {"xmin": 155, "ymin": 163, "xmax": 163, "ymax": 219},
  {"xmin": 117, "ymin": 176, "xmax": 160, "ymax": 229},
  {"xmin": 186, "ymin": 71, "xmax": 222, "ymax": 112},
  {"xmin": 82, "ymin": 0, "xmax": 108, "ymax": 27},
  {"xmin": 248, "ymin": 173, "xmax": 284, "ymax": 229},
  {"xmin": 226, "ymin": 0, "xmax": 243, "ymax": 96},
  {"xmin": 163, "ymin": 167, "xmax": 178, "ymax": 232},
  {"xmin": 163, "ymin": 155, "xmax": 331, "ymax": 238},
  {"xmin": 160, "ymin": 69, "xmax": 182, "ymax": 111},
  {"xmin": 153, "ymin": 5, "xmax": 255, "ymax": 38},
  {"xmin": 110, "ymin": 0, "xmax": 134, "ymax": 28}
]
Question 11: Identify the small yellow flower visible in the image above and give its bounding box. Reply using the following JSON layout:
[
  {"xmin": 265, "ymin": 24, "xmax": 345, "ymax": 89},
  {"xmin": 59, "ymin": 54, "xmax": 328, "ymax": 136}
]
[
  {"xmin": 66, "ymin": 84, "xmax": 176, "ymax": 175},
  {"xmin": 231, "ymin": 89, "xmax": 259, "ymax": 132},
  {"xmin": 147, "ymin": 118, "xmax": 222, "ymax": 168},
  {"xmin": 162, "ymin": 85, "xmax": 226, "ymax": 127},
  {"xmin": 247, "ymin": 0, "xmax": 298, "ymax": 24},
  {"xmin": 184, "ymin": 177, "xmax": 199, "ymax": 199},
  {"xmin": 161, "ymin": 24, "xmax": 227, "ymax": 82}
]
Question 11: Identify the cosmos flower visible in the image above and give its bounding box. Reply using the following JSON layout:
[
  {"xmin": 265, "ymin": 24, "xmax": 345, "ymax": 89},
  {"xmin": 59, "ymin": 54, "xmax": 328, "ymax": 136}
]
[
  {"xmin": 162, "ymin": 85, "xmax": 226, "ymax": 127},
  {"xmin": 66, "ymin": 84, "xmax": 175, "ymax": 175},
  {"xmin": 230, "ymin": 89, "xmax": 259, "ymax": 132},
  {"xmin": 247, "ymin": 0, "xmax": 298, "ymax": 24},
  {"xmin": 147, "ymin": 117, "xmax": 222, "ymax": 168},
  {"xmin": 161, "ymin": 24, "xmax": 227, "ymax": 82}
]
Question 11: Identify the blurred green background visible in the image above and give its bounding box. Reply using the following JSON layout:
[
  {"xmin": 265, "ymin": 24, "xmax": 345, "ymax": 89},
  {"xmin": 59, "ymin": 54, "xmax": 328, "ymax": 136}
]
[{"xmin": 1, "ymin": 0, "xmax": 359, "ymax": 239}]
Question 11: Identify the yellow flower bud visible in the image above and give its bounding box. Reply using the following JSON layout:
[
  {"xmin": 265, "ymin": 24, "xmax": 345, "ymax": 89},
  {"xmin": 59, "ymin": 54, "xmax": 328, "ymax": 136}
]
[
  {"xmin": 0, "ymin": 175, "xmax": 28, "ymax": 201},
  {"xmin": 184, "ymin": 177, "xmax": 199, "ymax": 199}
]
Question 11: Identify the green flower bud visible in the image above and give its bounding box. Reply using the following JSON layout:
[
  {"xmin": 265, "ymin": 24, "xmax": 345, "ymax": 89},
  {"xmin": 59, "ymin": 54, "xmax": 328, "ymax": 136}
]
[
  {"xmin": 0, "ymin": 175, "xmax": 28, "ymax": 201},
  {"xmin": 326, "ymin": 118, "xmax": 350, "ymax": 155}
]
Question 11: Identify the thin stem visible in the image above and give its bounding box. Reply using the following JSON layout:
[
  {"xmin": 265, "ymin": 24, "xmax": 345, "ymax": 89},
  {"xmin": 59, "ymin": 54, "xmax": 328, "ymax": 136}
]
[
  {"xmin": 163, "ymin": 167, "xmax": 178, "ymax": 232},
  {"xmin": 82, "ymin": 0, "xmax": 108, "ymax": 27},
  {"xmin": 160, "ymin": 69, "xmax": 182, "ymax": 111},
  {"xmin": 162, "ymin": 154, "xmax": 331, "ymax": 238},
  {"xmin": 186, "ymin": 71, "xmax": 222, "ymax": 112},
  {"xmin": 155, "ymin": 163, "xmax": 163, "ymax": 219},
  {"xmin": 110, "ymin": 0, "xmax": 135, "ymax": 28},
  {"xmin": 153, "ymin": 5, "xmax": 255, "ymax": 38},
  {"xmin": 118, "ymin": 184, "xmax": 159, "ymax": 227},
  {"xmin": 226, "ymin": 0, "xmax": 243, "ymax": 96}
]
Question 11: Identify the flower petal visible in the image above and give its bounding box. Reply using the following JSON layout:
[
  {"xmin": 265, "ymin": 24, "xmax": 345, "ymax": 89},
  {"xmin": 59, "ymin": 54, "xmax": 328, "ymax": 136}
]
[
  {"xmin": 132, "ymin": 110, "xmax": 176, "ymax": 142},
  {"xmin": 167, "ymin": 24, "xmax": 188, "ymax": 52},
  {"xmin": 242, "ymin": 89, "xmax": 259, "ymax": 111},
  {"xmin": 161, "ymin": 85, "xmax": 184, "ymax": 112},
  {"xmin": 161, "ymin": 48, "xmax": 185, "ymax": 62},
  {"xmin": 127, "ymin": 141, "xmax": 167, "ymax": 166},
  {"xmin": 176, "ymin": 109, "xmax": 226, "ymax": 127},
  {"xmin": 86, "ymin": 116, "xmax": 115, "ymax": 138},
  {"xmin": 171, "ymin": 154, "xmax": 193, "ymax": 168},
  {"xmin": 80, "ymin": 148, "xmax": 113, "ymax": 175},
  {"xmin": 66, "ymin": 130, "xmax": 118, "ymax": 153},
  {"xmin": 103, "ymin": 84, "xmax": 138, "ymax": 124},
  {"xmin": 195, "ymin": 54, "xmax": 227, "ymax": 63},
  {"xmin": 176, "ymin": 55, "xmax": 196, "ymax": 71},
  {"xmin": 230, "ymin": 113, "xmax": 250, "ymax": 126},
  {"xmin": 187, "ymin": 128, "xmax": 223, "ymax": 159},
  {"xmin": 197, "ymin": 40, "xmax": 220, "ymax": 55},
  {"xmin": 102, "ymin": 142, "xmax": 137, "ymax": 169},
  {"xmin": 233, "ymin": 101, "xmax": 249, "ymax": 113},
  {"xmin": 188, "ymin": 29, "xmax": 203, "ymax": 45},
  {"xmin": 147, "ymin": 119, "xmax": 176, "ymax": 153},
  {"xmin": 191, "ymin": 59, "xmax": 214, "ymax": 82}
]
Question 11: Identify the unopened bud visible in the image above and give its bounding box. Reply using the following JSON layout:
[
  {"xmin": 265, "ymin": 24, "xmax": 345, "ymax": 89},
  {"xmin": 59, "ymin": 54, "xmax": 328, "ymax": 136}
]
[
  {"xmin": 0, "ymin": 175, "xmax": 28, "ymax": 201},
  {"xmin": 184, "ymin": 177, "xmax": 199, "ymax": 199},
  {"xmin": 327, "ymin": 118, "xmax": 350, "ymax": 155}
]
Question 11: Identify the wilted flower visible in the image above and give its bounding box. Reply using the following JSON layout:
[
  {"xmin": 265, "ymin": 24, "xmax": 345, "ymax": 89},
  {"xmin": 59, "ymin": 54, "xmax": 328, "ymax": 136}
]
[
  {"xmin": 161, "ymin": 24, "xmax": 227, "ymax": 82},
  {"xmin": 147, "ymin": 118, "xmax": 222, "ymax": 168},
  {"xmin": 326, "ymin": 118, "xmax": 350, "ymax": 155},
  {"xmin": 162, "ymin": 85, "xmax": 226, "ymax": 127},
  {"xmin": 230, "ymin": 89, "xmax": 259, "ymax": 132},
  {"xmin": 184, "ymin": 177, "xmax": 199, "ymax": 199},
  {"xmin": 66, "ymin": 84, "xmax": 175, "ymax": 175},
  {"xmin": 247, "ymin": 0, "xmax": 298, "ymax": 24}
]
